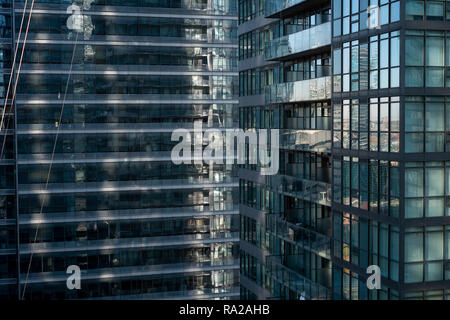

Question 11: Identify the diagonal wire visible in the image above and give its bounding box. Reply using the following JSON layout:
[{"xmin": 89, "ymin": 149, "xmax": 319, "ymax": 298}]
[
  {"xmin": 21, "ymin": 15, "xmax": 81, "ymax": 301},
  {"xmin": 0, "ymin": 0, "xmax": 31, "ymax": 162},
  {"xmin": 0, "ymin": 0, "xmax": 28, "ymax": 134},
  {"xmin": 1, "ymin": 0, "xmax": 36, "ymax": 160}
]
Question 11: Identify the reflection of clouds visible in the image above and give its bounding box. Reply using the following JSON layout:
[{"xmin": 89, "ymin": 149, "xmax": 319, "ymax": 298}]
[
  {"xmin": 281, "ymin": 129, "xmax": 331, "ymax": 153},
  {"xmin": 82, "ymin": 0, "xmax": 94, "ymax": 10},
  {"xmin": 66, "ymin": 0, "xmax": 95, "ymax": 60}
]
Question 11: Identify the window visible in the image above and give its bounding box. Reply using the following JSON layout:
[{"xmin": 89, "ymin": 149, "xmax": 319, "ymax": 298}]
[
  {"xmin": 333, "ymin": 0, "xmax": 400, "ymax": 36},
  {"xmin": 405, "ymin": 162, "xmax": 450, "ymax": 218},
  {"xmin": 405, "ymin": 30, "xmax": 450, "ymax": 88},
  {"xmin": 405, "ymin": 96, "xmax": 450, "ymax": 153},
  {"xmin": 334, "ymin": 31, "xmax": 400, "ymax": 92}
]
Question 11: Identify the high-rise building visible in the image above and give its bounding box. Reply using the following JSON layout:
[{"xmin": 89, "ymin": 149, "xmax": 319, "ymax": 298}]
[
  {"xmin": 239, "ymin": 0, "xmax": 450, "ymax": 300},
  {"xmin": 0, "ymin": 0, "xmax": 239, "ymax": 300},
  {"xmin": 238, "ymin": 0, "xmax": 333, "ymax": 300}
]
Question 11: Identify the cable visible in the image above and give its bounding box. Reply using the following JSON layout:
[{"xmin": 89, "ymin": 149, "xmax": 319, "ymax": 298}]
[
  {"xmin": 20, "ymin": 10, "xmax": 81, "ymax": 301},
  {"xmin": 0, "ymin": 0, "xmax": 28, "ymax": 134},
  {"xmin": 0, "ymin": 0, "xmax": 34, "ymax": 160}
]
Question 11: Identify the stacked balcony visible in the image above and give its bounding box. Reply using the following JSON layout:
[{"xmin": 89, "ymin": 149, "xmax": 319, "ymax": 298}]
[
  {"xmin": 265, "ymin": 76, "xmax": 332, "ymax": 105},
  {"xmin": 263, "ymin": 0, "xmax": 333, "ymax": 300},
  {"xmin": 266, "ymin": 214, "xmax": 331, "ymax": 259},
  {"xmin": 264, "ymin": 0, "xmax": 308, "ymax": 18},
  {"xmin": 265, "ymin": 255, "xmax": 332, "ymax": 300},
  {"xmin": 265, "ymin": 22, "xmax": 331, "ymax": 61}
]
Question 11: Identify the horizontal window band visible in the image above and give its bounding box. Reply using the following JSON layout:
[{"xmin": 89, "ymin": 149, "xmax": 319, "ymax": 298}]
[
  {"xmin": 19, "ymin": 39, "xmax": 238, "ymax": 48},
  {"xmin": 16, "ymin": 8, "xmax": 238, "ymax": 21},
  {"xmin": 18, "ymin": 233, "xmax": 239, "ymax": 254},
  {"xmin": 19, "ymin": 209, "xmax": 239, "ymax": 225},
  {"xmin": 16, "ymin": 99, "xmax": 239, "ymax": 104},
  {"xmin": 18, "ymin": 181, "xmax": 239, "ymax": 195},
  {"xmin": 17, "ymin": 153, "xmax": 237, "ymax": 165},
  {"xmin": 19, "ymin": 262, "xmax": 239, "ymax": 284},
  {"xmin": 20, "ymin": 70, "xmax": 238, "ymax": 76}
]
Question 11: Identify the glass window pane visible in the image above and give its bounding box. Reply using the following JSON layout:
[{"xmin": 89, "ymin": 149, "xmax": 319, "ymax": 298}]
[
  {"xmin": 426, "ymin": 168, "xmax": 444, "ymax": 196},
  {"xmin": 405, "ymin": 133, "xmax": 424, "ymax": 152},
  {"xmin": 405, "ymin": 263, "xmax": 423, "ymax": 283},
  {"xmin": 390, "ymin": 102, "xmax": 400, "ymax": 131},
  {"xmin": 426, "ymin": 198, "xmax": 444, "ymax": 217},
  {"xmin": 380, "ymin": 39, "xmax": 389, "ymax": 69},
  {"xmin": 426, "ymin": 231, "xmax": 443, "ymax": 260},
  {"xmin": 425, "ymin": 262, "xmax": 443, "ymax": 281},
  {"xmin": 405, "ymin": 199, "xmax": 423, "ymax": 218},
  {"xmin": 406, "ymin": 36, "xmax": 424, "ymax": 66},
  {"xmin": 390, "ymin": 67, "xmax": 400, "ymax": 88},
  {"xmin": 405, "ymin": 168, "xmax": 424, "ymax": 197},
  {"xmin": 406, "ymin": 0, "xmax": 424, "ymax": 20},
  {"xmin": 425, "ymin": 103, "xmax": 444, "ymax": 131},
  {"xmin": 391, "ymin": 1, "xmax": 400, "ymax": 22},
  {"xmin": 426, "ymin": 68, "xmax": 444, "ymax": 87},
  {"xmin": 446, "ymin": 168, "xmax": 450, "ymax": 196},
  {"xmin": 405, "ymin": 102, "xmax": 424, "ymax": 132},
  {"xmin": 426, "ymin": 2, "xmax": 444, "ymax": 21},
  {"xmin": 426, "ymin": 37, "xmax": 444, "ymax": 66},
  {"xmin": 406, "ymin": 67, "xmax": 424, "ymax": 87},
  {"xmin": 405, "ymin": 232, "xmax": 423, "ymax": 262},
  {"xmin": 425, "ymin": 133, "xmax": 444, "ymax": 152}
]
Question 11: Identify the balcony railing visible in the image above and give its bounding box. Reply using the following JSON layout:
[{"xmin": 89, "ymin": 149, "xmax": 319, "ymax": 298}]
[
  {"xmin": 279, "ymin": 129, "xmax": 331, "ymax": 153},
  {"xmin": 265, "ymin": 76, "xmax": 331, "ymax": 105},
  {"xmin": 265, "ymin": 22, "xmax": 331, "ymax": 61},
  {"xmin": 266, "ymin": 255, "xmax": 332, "ymax": 300},
  {"xmin": 266, "ymin": 214, "xmax": 331, "ymax": 259},
  {"xmin": 270, "ymin": 175, "xmax": 331, "ymax": 207},
  {"xmin": 88, "ymin": 286, "xmax": 240, "ymax": 300},
  {"xmin": 264, "ymin": 0, "xmax": 308, "ymax": 17}
]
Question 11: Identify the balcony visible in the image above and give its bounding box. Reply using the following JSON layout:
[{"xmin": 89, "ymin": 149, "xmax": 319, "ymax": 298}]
[
  {"xmin": 264, "ymin": 0, "xmax": 308, "ymax": 17},
  {"xmin": 265, "ymin": 76, "xmax": 331, "ymax": 105},
  {"xmin": 266, "ymin": 255, "xmax": 332, "ymax": 300},
  {"xmin": 280, "ymin": 129, "xmax": 331, "ymax": 153},
  {"xmin": 239, "ymin": 167, "xmax": 332, "ymax": 207},
  {"xmin": 270, "ymin": 175, "xmax": 331, "ymax": 207},
  {"xmin": 285, "ymin": 165, "xmax": 331, "ymax": 184},
  {"xmin": 266, "ymin": 214, "xmax": 331, "ymax": 259},
  {"xmin": 265, "ymin": 22, "xmax": 331, "ymax": 61},
  {"xmin": 88, "ymin": 286, "xmax": 240, "ymax": 300}
]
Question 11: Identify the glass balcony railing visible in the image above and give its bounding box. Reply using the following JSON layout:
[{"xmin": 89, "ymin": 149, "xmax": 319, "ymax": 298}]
[
  {"xmin": 279, "ymin": 129, "xmax": 331, "ymax": 153},
  {"xmin": 285, "ymin": 210, "xmax": 332, "ymax": 236},
  {"xmin": 264, "ymin": 0, "xmax": 308, "ymax": 17},
  {"xmin": 266, "ymin": 255, "xmax": 332, "ymax": 300},
  {"xmin": 265, "ymin": 22, "xmax": 331, "ymax": 61},
  {"xmin": 239, "ymin": 168, "xmax": 331, "ymax": 207},
  {"xmin": 265, "ymin": 76, "xmax": 331, "ymax": 105},
  {"xmin": 266, "ymin": 214, "xmax": 331, "ymax": 259},
  {"xmin": 88, "ymin": 286, "xmax": 240, "ymax": 300},
  {"xmin": 271, "ymin": 175, "xmax": 331, "ymax": 207}
]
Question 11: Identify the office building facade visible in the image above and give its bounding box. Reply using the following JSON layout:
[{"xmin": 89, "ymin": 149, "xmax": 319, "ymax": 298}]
[
  {"xmin": 239, "ymin": 0, "xmax": 450, "ymax": 300},
  {"xmin": 0, "ymin": 0, "xmax": 240, "ymax": 300}
]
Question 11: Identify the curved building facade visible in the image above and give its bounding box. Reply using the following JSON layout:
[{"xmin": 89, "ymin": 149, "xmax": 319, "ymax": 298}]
[{"xmin": 0, "ymin": 0, "xmax": 239, "ymax": 300}]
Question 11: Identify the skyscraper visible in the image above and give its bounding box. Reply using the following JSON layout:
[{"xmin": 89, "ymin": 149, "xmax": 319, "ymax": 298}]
[
  {"xmin": 239, "ymin": 0, "xmax": 333, "ymax": 300},
  {"xmin": 239, "ymin": 0, "xmax": 450, "ymax": 300},
  {"xmin": 0, "ymin": 0, "xmax": 239, "ymax": 300}
]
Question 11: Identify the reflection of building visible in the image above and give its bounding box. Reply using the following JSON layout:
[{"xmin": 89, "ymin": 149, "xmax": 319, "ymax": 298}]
[
  {"xmin": 0, "ymin": 0, "xmax": 239, "ymax": 299},
  {"xmin": 240, "ymin": 0, "xmax": 450, "ymax": 300}
]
